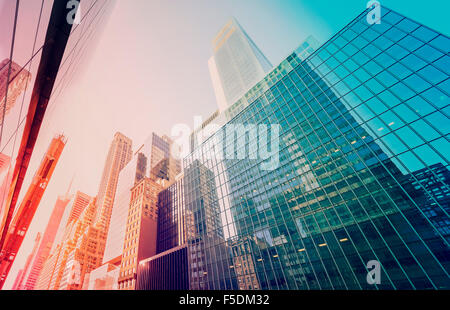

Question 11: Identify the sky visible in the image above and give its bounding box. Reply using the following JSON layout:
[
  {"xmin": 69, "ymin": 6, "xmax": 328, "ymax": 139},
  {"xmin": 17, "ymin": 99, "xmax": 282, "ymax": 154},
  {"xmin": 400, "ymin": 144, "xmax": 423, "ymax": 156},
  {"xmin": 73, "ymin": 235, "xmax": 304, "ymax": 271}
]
[{"xmin": 2, "ymin": 0, "xmax": 449, "ymax": 289}]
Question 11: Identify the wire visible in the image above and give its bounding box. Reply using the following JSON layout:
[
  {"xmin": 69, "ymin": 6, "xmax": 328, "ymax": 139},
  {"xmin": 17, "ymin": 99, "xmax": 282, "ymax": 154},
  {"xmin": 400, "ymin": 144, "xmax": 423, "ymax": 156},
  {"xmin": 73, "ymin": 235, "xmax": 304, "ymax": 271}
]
[
  {"xmin": 0, "ymin": 0, "xmax": 110, "ymax": 244},
  {"xmin": 0, "ymin": 0, "xmax": 45, "ymax": 226},
  {"xmin": 0, "ymin": 0, "xmax": 105, "ymax": 153},
  {"xmin": 0, "ymin": 0, "xmax": 20, "ymax": 147},
  {"xmin": 46, "ymin": 0, "xmax": 111, "ymax": 122}
]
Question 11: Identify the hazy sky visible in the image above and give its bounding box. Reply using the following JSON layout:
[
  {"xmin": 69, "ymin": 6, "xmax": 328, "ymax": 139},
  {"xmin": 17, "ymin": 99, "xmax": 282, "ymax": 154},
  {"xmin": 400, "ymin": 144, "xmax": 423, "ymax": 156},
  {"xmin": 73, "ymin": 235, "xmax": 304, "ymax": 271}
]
[{"xmin": 3, "ymin": 0, "xmax": 449, "ymax": 289}]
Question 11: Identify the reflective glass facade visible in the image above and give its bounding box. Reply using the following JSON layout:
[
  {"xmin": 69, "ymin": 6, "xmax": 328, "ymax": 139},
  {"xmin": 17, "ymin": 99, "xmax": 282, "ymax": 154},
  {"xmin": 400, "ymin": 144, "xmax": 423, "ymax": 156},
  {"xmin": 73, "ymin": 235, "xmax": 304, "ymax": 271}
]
[
  {"xmin": 157, "ymin": 177, "xmax": 188, "ymax": 254},
  {"xmin": 137, "ymin": 245, "xmax": 189, "ymax": 290},
  {"xmin": 182, "ymin": 6, "xmax": 450, "ymax": 290}
]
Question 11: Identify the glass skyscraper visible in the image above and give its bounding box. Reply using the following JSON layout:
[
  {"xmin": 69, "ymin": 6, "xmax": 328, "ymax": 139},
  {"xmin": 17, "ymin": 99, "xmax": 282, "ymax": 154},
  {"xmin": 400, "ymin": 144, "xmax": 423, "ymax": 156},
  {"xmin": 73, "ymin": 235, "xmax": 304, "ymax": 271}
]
[{"xmin": 178, "ymin": 6, "xmax": 449, "ymax": 290}]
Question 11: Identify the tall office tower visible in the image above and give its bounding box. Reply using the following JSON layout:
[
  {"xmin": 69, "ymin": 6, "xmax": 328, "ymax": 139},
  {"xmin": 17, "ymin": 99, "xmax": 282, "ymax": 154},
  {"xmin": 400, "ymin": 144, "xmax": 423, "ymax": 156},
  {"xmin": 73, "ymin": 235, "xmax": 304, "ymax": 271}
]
[
  {"xmin": 0, "ymin": 59, "xmax": 31, "ymax": 124},
  {"xmin": 91, "ymin": 132, "xmax": 132, "ymax": 273},
  {"xmin": 118, "ymin": 177, "xmax": 164, "ymax": 290},
  {"xmin": 86, "ymin": 134, "xmax": 180, "ymax": 290},
  {"xmin": 102, "ymin": 152, "xmax": 147, "ymax": 265},
  {"xmin": 95, "ymin": 132, "xmax": 133, "ymax": 233},
  {"xmin": 101, "ymin": 134, "xmax": 179, "ymax": 264},
  {"xmin": 179, "ymin": 6, "xmax": 450, "ymax": 290},
  {"xmin": 12, "ymin": 233, "xmax": 41, "ymax": 290},
  {"xmin": 156, "ymin": 175, "xmax": 191, "ymax": 254},
  {"xmin": 20, "ymin": 193, "xmax": 71, "ymax": 290},
  {"xmin": 0, "ymin": 135, "xmax": 66, "ymax": 288},
  {"xmin": 192, "ymin": 35, "xmax": 319, "ymax": 153},
  {"xmin": 41, "ymin": 197, "xmax": 98, "ymax": 290},
  {"xmin": 208, "ymin": 18, "xmax": 272, "ymax": 111}
]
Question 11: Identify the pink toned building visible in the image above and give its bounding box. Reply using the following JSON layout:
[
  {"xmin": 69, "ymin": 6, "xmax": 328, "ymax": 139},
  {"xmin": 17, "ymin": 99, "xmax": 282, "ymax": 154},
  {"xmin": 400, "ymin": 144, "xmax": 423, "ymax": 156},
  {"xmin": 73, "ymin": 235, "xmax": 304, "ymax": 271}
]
[
  {"xmin": 12, "ymin": 233, "xmax": 41, "ymax": 290},
  {"xmin": 0, "ymin": 59, "xmax": 31, "ymax": 124},
  {"xmin": 20, "ymin": 194, "xmax": 71, "ymax": 290},
  {"xmin": 118, "ymin": 177, "xmax": 164, "ymax": 290}
]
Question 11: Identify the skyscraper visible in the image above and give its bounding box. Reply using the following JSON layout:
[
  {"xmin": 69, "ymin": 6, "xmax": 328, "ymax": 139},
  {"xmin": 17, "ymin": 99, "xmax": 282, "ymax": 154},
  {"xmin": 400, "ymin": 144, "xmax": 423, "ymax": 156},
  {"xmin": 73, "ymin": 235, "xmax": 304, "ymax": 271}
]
[
  {"xmin": 40, "ymin": 197, "xmax": 97, "ymax": 290},
  {"xmin": 193, "ymin": 35, "xmax": 319, "ymax": 153},
  {"xmin": 101, "ymin": 133, "xmax": 180, "ymax": 265},
  {"xmin": 87, "ymin": 133, "xmax": 180, "ymax": 290},
  {"xmin": 136, "ymin": 176, "xmax": 191, "ymax": 290},
  {"xmin": 101, "ymin": 152, "xmax": 147, "ymax": 265},
  {"xmin": 95, "ymin": 132, "xmax": 133, "ymax": 230},
  {"xmin": 174, "ymin": 6, "xmax": 449, "ymax": 290},
  {"xmin": 137, "ymin": 159, "xmax": 234, "ymax": 290},
  {"xmin": 94, "ymin": 132, "xmax": 133, "ymax": 259},
  {"xmin": 51, "ymin": 191, "xmax": 92, "ymax": 252},
  {"xmin": 0, "ymin": 59, "xmax": 31, "ymax": 124},
  {"xmin": 0, "ymin": 135, "xmax": 66, "ymax": 288},
  {"xmin": 156, "ymin": 175, "xmax": 191, "ymax": 254},
  {"xmin": 12, "ymin": 233, "xmax": 41, "ymax": 290},
  {"xmin": 208, "ymin": 18, "xmax": 272, "ymax": 111},
  {"xmin": 20, "ymin": 193, "xmax": 71, "ymax": 290},
  {"xmin": 118, "ymin": 177, "xmax": 164, "ymax": 290},
  {"xmin": 58, "ymin": 220, "xmax": 103, "ymax": 290}
]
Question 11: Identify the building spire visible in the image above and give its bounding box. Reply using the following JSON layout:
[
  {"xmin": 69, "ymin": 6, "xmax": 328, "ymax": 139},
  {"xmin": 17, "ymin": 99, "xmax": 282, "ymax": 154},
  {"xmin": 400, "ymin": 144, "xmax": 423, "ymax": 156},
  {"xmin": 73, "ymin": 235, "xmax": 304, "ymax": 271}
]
[{"xmin": 66, "ymin": 174, "xmax": 75, "ymax": 197}]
